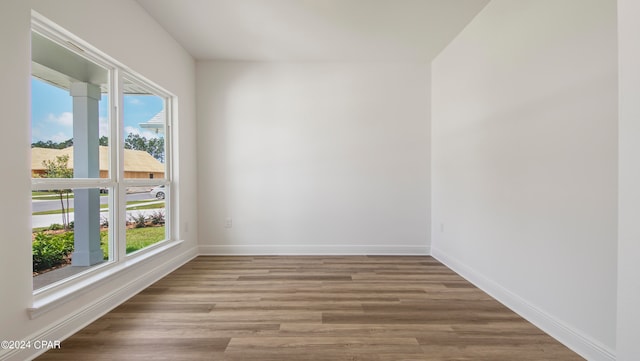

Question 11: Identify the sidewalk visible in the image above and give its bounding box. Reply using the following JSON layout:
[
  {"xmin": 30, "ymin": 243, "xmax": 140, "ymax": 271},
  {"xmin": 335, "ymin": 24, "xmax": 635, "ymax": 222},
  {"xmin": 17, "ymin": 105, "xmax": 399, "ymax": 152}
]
[{"xmin": 32, "ymin": 201, "xmax": 164, "ymax": 229}]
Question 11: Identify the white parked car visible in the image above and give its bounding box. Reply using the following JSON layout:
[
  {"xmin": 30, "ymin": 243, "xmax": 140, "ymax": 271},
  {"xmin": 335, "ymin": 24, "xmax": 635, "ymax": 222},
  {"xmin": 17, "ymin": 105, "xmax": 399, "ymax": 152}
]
[{"xmin": 150, "ymin": 185, "xmax": 166, "ymax": 200}]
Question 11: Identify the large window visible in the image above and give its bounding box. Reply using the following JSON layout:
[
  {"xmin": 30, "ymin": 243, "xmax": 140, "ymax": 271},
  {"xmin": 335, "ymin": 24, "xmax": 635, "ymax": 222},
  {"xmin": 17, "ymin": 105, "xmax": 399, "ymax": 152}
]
[{"xmin": 31, "ymin": 16, "xmax": 174, "ymax": 292}]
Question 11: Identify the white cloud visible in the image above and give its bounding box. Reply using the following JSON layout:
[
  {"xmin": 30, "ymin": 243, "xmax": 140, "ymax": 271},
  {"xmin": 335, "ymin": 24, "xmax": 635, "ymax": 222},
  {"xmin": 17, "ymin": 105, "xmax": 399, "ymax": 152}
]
[
  {"xmin": 33, "ymin": 114, "xmax": 109, "ymax": 143},
  {"xmin": 31, "ymin": 128, "xmax": 45, "ymax": 142},
  {"xmin": 31, "ymin": 125, "xmax": 72, "ymax": 143},
  {"xmin": 49, "ymin": 132, "xmax": 72, "ymax": 143},
  {"xmin": 99, "ymin": 117, "xmax": 109, "ymax": 138},
  {"xmin": 128, "ymin": 98, "xmax": 142, "ymax": 105},
  {"xmin": 46, "ymin": 112, "xmax": 73, "ymax": 127},
  {"xmin": 125, "ymin": 126, "xmax": 161, "ymax": 139}
]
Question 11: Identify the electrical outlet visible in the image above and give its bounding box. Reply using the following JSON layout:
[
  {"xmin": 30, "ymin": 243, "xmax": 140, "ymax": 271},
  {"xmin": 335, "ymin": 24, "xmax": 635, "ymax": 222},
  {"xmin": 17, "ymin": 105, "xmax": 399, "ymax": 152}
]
[{"xmin": 225, "ymin": 218, "xmax": 233, "ymax": 229}]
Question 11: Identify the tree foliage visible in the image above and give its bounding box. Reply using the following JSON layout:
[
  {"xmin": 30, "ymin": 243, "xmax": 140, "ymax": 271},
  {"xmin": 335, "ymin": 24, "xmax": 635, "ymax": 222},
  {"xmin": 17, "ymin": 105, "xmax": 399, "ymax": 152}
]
[
  {"xmin": 31, "ymin": 136, "xmax": 108, "ymax": 148},
  {"xmin": 42, "ymin": 154, "xmax": 73, "ymax": 179},
  {"xmin": 41, "ymin": 155, "xmax": 73, "ymax": 230},
  {"xmin": 32, "ymin": 138, "xmax": 73, "ymax": 149},
  {"xmin": 125, "ymin": 133, "xmax": 164, "ymax": 162}
]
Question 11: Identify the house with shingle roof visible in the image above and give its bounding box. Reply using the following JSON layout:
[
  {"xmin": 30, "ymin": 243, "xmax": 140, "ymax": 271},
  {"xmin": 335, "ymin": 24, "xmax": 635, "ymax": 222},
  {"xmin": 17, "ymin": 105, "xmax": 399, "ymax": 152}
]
[{"xmin": 31, "ymin": 146, "xmax": 164, "ymax": 179}]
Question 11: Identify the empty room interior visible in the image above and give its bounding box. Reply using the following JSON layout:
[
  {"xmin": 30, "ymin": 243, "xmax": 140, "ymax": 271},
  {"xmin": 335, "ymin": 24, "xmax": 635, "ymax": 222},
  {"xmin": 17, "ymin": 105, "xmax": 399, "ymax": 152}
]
[{"xmin": 1, "ymin": 0, "xmax": 639, "ymax": 360}]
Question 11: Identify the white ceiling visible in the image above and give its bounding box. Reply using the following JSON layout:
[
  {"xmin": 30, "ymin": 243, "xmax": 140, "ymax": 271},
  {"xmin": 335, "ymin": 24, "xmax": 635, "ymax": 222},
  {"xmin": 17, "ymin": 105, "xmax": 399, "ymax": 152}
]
[{"xmin": 136, "ymin": 0, "xmax": 489, "ymax": 62}]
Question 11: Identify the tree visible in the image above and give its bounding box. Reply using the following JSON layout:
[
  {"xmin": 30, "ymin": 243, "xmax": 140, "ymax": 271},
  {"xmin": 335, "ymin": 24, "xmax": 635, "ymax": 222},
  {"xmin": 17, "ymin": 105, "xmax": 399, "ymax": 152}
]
[
  {"xmin": 147, "ymin": 137, "xmax": 165, "ymax": 163},
  {"xmin": 31, "ymin": 138, "xmax": 73, "ymax": 149},
  {"xmin": 125, "ymin": 133, "xmax": 165, "ymax": 162},
  {"xmin": 32, "ymin": 137, "xmax": 109, "ymax": 148},
  {"xmin": 41, "ymin": 155, "xmax": 73, "ymax": 230},
  {"xmin": 124, "ymin": 133, "xmax": 146, "ymax": 151}
]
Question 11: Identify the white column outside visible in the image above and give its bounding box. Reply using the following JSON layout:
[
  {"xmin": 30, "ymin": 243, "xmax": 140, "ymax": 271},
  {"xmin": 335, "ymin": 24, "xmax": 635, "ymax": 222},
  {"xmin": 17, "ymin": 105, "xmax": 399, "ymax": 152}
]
[{"xmin": 70, "ymin": 82, "xmax": 103, "ymax": 266}]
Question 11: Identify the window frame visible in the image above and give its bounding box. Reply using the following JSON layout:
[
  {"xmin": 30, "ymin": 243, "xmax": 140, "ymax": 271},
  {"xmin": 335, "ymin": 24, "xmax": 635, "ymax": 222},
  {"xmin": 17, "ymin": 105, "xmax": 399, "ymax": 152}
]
[
  {"xmin": 119, "ymin": 71, "xmax": 173, "ymax": 258},
  {"xmin": 30, "ymin": 12, "xmax": 177, "ymax": 309}
]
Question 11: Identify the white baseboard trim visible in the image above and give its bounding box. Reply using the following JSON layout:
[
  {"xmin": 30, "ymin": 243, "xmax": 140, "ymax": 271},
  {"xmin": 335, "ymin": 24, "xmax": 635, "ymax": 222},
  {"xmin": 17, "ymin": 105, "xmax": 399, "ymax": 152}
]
[
  {"xmin": 199, "ymin": 244, "xmax": 430, "ymax": 256},
  {"xmin": 431, "ymin": 247, "xmax": 615, "ymax": 361},
  {"xmin": 3, "ymin": 247, "xmax": 198, "ymax": 361}
]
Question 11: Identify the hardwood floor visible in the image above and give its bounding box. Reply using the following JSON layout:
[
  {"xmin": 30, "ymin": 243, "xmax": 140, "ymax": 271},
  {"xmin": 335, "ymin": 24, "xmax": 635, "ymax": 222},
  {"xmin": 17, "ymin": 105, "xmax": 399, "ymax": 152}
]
[{"xmin": 37, "ymin": 256, "xmax": 583, "ymax": 360}]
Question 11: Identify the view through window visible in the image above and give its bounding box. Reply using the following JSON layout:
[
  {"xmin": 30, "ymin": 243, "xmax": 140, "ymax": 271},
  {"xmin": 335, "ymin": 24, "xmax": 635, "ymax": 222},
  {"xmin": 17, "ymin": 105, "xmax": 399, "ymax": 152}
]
[
  {"xmin": 31, "ymin": 23, "xmax": 172, "ymax": 291},
  {"xmin": 122, "ymin": 76, "xmax": 168, "ymax": 255}
]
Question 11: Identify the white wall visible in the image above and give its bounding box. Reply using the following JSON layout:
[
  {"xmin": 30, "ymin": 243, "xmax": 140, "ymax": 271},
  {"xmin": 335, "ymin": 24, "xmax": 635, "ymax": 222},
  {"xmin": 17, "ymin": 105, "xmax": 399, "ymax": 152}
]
[
  {"xmin": 431, "ymin": 1, "xmax": 617, "ymax": 360},
  {"xmin": 617, "ymin": 0, "xmax": 640, "ymax": 359},
  {"xmin": 0, "ymin": 2, "xmax": 33, "ymax": 353},
  {"xmin": 197, "ymin": 62, "xmax": 430, "ymax": 255},
  {"xmin": 0, "ymin": 1, "xmax": 197, "ymax": 360}
]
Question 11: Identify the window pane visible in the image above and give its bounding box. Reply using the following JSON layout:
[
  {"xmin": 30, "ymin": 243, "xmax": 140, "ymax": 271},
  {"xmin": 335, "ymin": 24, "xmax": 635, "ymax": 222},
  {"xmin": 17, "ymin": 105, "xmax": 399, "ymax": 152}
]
[
  {"xmin": 32, "ymin": 187, "xmax": 112, "ymax": 290},
  {"xmin": 31, "ymin": 78, "xmax": 111, "ymax": 179},
  {"xmin": 123, "ymin": 78, "xmax": 166, "ymax": 180},
  {"xmin": 125, "ymin": 185, "xmax": 167, "ymax": 254},
  {"xmin": 31, "ymin": 31, "xmax": 113, "ymax": 290},
  {"xmin": 31, "ymin": 31, "xmax": 110, "ymax": 179}
]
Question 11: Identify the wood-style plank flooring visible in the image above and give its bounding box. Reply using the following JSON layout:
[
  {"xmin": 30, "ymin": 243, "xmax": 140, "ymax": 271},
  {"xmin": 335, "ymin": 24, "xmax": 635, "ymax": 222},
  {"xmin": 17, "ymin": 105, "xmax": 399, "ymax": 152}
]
[{"xmin": 37, "ymin": 256, "xmax": 583, "ymax": 360}]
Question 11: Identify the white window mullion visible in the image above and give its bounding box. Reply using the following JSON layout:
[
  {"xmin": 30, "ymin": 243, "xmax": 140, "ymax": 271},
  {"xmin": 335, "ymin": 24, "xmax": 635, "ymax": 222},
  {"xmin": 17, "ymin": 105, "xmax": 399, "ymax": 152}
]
[
  {"xmin": 165, "ymin": 97, "xmax": 173, "ymax": 243},
  {"xmin": 109, "ymin": 68, "xmax": 119, "ymax": 262},
  {"xmin": 116, "ymin": 70, "xmax": 127, "ymax": 261}
]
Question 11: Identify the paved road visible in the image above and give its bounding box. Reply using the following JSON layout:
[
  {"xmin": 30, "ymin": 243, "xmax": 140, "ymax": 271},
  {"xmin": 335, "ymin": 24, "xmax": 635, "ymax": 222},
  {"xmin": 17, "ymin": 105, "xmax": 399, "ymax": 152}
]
[
  {"xmin": 32, "ymin": 192, "xmax": 156, "ymax": 213},
  {"xmin": 31, "ymin": 200, "xmax": 165, "ymax": 229}
]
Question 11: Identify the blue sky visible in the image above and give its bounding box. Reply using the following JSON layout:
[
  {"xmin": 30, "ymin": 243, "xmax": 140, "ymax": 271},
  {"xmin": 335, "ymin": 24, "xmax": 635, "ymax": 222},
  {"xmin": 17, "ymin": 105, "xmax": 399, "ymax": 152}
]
[{"xmin": 31, "ymin": 77, "xmax": 164, "ymax": 143}]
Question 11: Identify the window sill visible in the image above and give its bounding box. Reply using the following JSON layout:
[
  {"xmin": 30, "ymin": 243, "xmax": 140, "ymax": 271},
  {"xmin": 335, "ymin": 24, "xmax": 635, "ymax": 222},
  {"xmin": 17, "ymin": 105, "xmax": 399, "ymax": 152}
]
[{"xmin": 28, "ymin": 239, "xmax": 183, "ymax": 319}]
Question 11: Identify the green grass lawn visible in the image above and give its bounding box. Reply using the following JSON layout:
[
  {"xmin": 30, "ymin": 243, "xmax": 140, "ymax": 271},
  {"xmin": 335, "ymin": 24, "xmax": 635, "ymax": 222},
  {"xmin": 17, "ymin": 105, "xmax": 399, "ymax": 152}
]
[
  {"xmin": 32, "ymin": 191, "xmax": 109, "ymax": 200},
  {"xmin": 126, "ymin": 203, "xmax": 165, "ymax": 211},
  {"xmin": 32, "ymin": 193, "xmax": 73, "ymax": 200},
  {"xmin": 125, "ymin": 226, "xmax": 165, "ymax": 254},
  {"xmin": 33, "ymin": 204, "xmax": 110, "ymax": 215},
  {"xmin": 99, "ymin": 226, "xmax": 165, "ymax": 257},
  {"xmin": 32, "ymin": 200, "xmax": 163, "ymax": 215},
  {"xmin": 32, "ymin": 191, "xmax": 63, "ymax": 196},
  {"xmin": 126, "ymin": 200, "xmax": 161, "ymax": 207}
]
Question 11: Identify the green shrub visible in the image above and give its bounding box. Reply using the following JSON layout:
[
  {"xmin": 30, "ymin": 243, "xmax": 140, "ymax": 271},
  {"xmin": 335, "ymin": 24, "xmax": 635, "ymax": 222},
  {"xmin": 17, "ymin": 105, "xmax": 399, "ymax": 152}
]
[
  {"xmin": 100, "ymin": 230, "xmax": 109, "ymax": 260},
  {"xmin": 32, "ymin": 232, "xmax": 74, "ymax": 272},
  {"xmin": 149, "ymin": 210, "xmax": 165, "ymax": 225},
  {"xmin": 48, "ymin": 223, "xmax": 63, "ymax": 231},
  {"xmin": 128, "ymin": 212, "xmax": 147, "ymax": 228}
]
